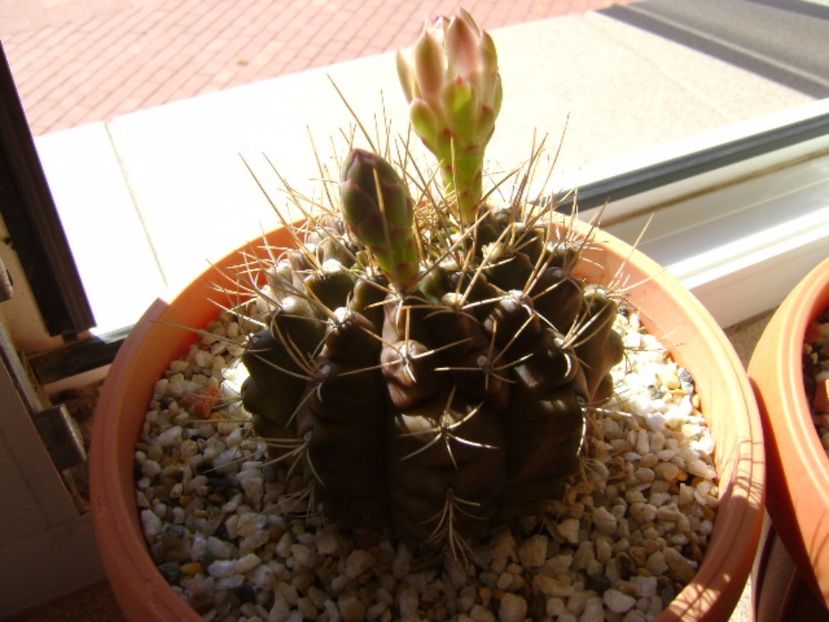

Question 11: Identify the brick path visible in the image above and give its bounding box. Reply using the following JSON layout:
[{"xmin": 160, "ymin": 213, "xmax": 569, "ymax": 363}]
[{"xmin": 1, "ymin": 0, "xmax": 626, "ymax": 136}]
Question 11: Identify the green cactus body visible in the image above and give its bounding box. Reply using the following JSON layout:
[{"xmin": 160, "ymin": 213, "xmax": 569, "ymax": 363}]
[{"xmin": 238, "ymin": 148, "xmax": 624, "ymax": 551}]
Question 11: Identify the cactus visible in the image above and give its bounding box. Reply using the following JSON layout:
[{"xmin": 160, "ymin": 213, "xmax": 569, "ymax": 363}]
[{"xmin": 238, "ymin": 11, "xmax": 624, "ymax": 555}]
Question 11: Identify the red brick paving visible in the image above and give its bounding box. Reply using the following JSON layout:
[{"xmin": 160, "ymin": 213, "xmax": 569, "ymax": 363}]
[{"xmin": 1, "ymin": 0, "xmax": 627, "ymax": 136}]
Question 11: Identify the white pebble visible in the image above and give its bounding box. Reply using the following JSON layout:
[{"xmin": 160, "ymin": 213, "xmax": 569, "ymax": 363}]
[
  {"xmin": 687, "ymin": 458, "xmax": 716, "ymax": 480},
  {"xmin": 581, "ymin": 597, "xmax": 604, "ymax": 622},
  {"xmin": 498, "ymin": 593, "xmax": 527, "ymax": 622},
  {"xmin": 291, "ymin": 544, "xmax": 317, "ymax": 568},
  {"xmin": 338, "ymin": 595, "xmax": 365, "ymax": 620},
  {"xmin": 141, "ymin": 460, "xmax": 162, "ymax": 479},
  {"xmin": 275, "ymin": 532, "xmax": 292, "ymax": 558},
  {"xmin": 346, "ymin": 549, "xmax": 375, "ymax": 579},
  {"xmin": 646, "ymin": 551, "xmax": 668, "ymax": 575},
  {"xmin": 604, "ymin": 589, "xmax": 636, "ymax": 613},
  {"xmin": 157, "ymin": 426, "xmax": 183, "ymax": 446},
  {"xmin": 517, "ymin": 534, "xmax": 547, "ymax": 568},
  {"xmin": 398, "ymin": 585, "xmax": 419, "ymax": 620},
  {"xmin": 194, "ymin": 349, "xmax": 213, "ymax": 368},
  {"xmin": 140, "ymin": 509, "xmax": 162, "ymax": 539},
  {"xmin": 655, "ymin": 462, "xmax": 680, "ymax": 481},
  {"xmin": 207, "ymin": 559, "xmax": 237, "ymax": 578},
  {"xmin": 556, "ymin": 518, "xmax": 581, "ymax": 543},
  {"xmin": 207, "ymin": 536, "xmax": 233, "ymax": 559},
  {"xmin": 630, "ymin": 502, "xmax": 657, "ymax": 523},
  {"xmin": 593, "ymin": 506, "xmax": 617, "ymax": 535},
  {"xmin": 573, "ymin": 541, "xmax": 595, "ymax": 569},
  {"xmin": 631, "ymin": 575, "xmax": 658, "ymax": 597},
  {"xmin": 316, "ymin": 529, "xmax": 340, "ymax": 555},
  {"xmin": 235, "ymin": 553, "xmax": 261, "ymax": 574},
  {"xmin": 470, "ymin": 604, "xmax": 496, "ymax": 621},
  {"xmin": 532, "ymin": 574, "xmax": 573, "ymax": 597}
]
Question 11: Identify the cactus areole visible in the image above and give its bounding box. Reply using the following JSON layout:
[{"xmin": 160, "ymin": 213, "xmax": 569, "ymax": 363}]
[{"xmin": 239, "ymin": 11, "xmax": 623, "ymax": 553}]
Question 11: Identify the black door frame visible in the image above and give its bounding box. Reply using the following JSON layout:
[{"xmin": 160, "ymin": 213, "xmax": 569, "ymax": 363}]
[{"xmin": 0, "ymin": 42, "xmax": 94, "ymax": 339}]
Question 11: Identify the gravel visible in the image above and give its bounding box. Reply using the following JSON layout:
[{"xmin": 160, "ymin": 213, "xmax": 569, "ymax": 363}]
[
  {"xmin": 805, "ymin": 308, "xmax": 829, "ymax": 454},
  {"xmin": 134, "ymin": 306, "xmax": 719, "ymax": 621}
]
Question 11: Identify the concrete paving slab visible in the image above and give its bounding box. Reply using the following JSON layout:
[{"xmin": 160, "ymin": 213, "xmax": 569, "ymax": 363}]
[{"xmin": 34, "ymin": 123, "xmax": 166, "ymax": 332}]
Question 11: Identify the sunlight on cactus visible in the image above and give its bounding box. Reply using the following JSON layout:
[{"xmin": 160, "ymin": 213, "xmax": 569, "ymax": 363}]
[
  {"xmin": 234, "ymin": 10, "xmax": 625, "ymax": 558},
  {"xmin": 396, "ymin": 8, "xmax": 502, "ymax": 225}
]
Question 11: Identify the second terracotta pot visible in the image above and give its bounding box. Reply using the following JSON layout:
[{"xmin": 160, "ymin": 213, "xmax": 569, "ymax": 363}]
[{"xmin": 748, "ymin": 257, "xmax": 829, "ymax": 617}]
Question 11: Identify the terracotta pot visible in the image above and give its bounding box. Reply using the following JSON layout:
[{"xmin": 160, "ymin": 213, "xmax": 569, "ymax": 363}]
[
  {"xmin": 90, "ymin": 220, "xmax": 764, "ymax": 621},
  {"xmin": 748, "ymin": 258, "xmax": 829, "ymax": 617}
]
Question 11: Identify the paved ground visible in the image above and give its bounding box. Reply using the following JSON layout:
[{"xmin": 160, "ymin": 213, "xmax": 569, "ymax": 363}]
[{"xmin": 1, "ymin": 0, "xmax": 628, "ymax": 136}]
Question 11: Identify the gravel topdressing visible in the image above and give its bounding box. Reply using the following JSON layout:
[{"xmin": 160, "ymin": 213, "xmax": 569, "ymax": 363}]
[
  {"xmin": 804, "ymin": 308, "xmax": 829, "ymax": 454},
  {"xmin": 135, "ymin": 305, "xmax": 718, "ymax": 622}
]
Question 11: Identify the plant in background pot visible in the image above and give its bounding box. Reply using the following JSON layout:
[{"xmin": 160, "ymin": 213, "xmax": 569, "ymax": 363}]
[
  {"xmin": 90, "ymin": 10, "xmax": 764, "ymax": 622},
  {"xmin": 748, "ymin": 258, "xmax": 829, "ymax": 621}
]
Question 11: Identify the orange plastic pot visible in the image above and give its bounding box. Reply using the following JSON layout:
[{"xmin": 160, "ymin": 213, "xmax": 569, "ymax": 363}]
[
  {"xmin": 748, "ymin": 258, "xmax": 829, "ymax": 617},
  {"xmin": 90, "ymin": 220, "xmax": 764, "ymax": 621}
]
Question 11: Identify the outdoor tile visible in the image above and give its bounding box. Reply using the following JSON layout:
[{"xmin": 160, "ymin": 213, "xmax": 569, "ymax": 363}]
[{"xmin": 3, "ymin": 0, "xmax": 637, "ymax": 135}]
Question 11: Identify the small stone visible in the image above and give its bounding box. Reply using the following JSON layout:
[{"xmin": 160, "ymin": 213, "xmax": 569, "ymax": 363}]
[
  {"xmin": 518, "ymin": 534, "xmax": 548, "ymax": 568},
  {"xmin": 180, "ymin": 562, "xmax": 203, "ymax": 575},
  {"xmin": 470, "ymin": 604, "xmax": 496, "ymax": 622},
  {"xmin": 543, "ymin": 553, "xmax": 573, "ymax": 576},
  {"xmin": 604, "ymin": 589, "xmax": 636, "ymax": 613},
  {"xmin": 291, "ymin": 543, "xmax": 317, "ymax": 568},
  {"xmin": 235, "ymin": 553, "xmax": 261, "ymax": 574},
  {"xmin": 398, "ymin": 585, "xmax": 419, "ymax": 620},
  {"xmin": 141, "ymin": 459, "xmax": 162, "ymax": 479},
  {"xmin": 687, "ymin": 458, "xmax": 716, "ymax": 480},
  {"xmin": 489, "ymin": 528, "xmax": 516, "ymax": 559},
  {"xmin": 346, "ymin": 549, "xmax": 375, "ymax": 579},
  {"xmin": 239, "ymin": 530, "xmax": 270, "ymax": 555},
  {"xmin": 296, "ymin": 597, "xmax": 318, "ymax": 619},
  {"xmin": 269, "ymin": 598, "xmax": 290, "ymax": 622},
  {"xmin": 207, "ymin": 536, "xmax": 233, "ymax": 560},
  {"xmin": 141, "ymin": 509, "xmax": 163, "ymax": 539},
  {"xmin": 366, "ymin": 602, "xmax": 387, "ymax": 620},
  {"xmin": 573, "ymin": 541, "xmax": 595, "ymax": 569},
  {"xmin": 646, "ymin": 551, "xmax": 668, "ymax": 575},
  {"xmin": 496, "ymin": 572, "xmax": 512, "ymax": 590},
  {"xmin": 593, "ymin": 506, "xmax": 617, "ymax": 535},
  {"xmin": 157, "ymin": 426, "xmax": 183, "ymax": 446},
  {"xmin": 216, "ymin": 574, "xmax": 244, "ymax": 590},
  {"xmin": 635, "ymin": 467, "xmax": 656, "ymax": 483},
  {"xmin": 630, "ymin": 502, "xmax": 657, "ymax": 523},
  {"xmin": 194, "ymin": 349, "xmax": 213, "ymax": 368},
  {"xmin": 630, "ymin": 575, "xmax": 658, "ymax": 598},
  {"xmin": 338, "ymin": 594, "xmax": 366, "ymax": 620},
  {"xmin": 556, "ymin": 518, "xmax": 581, "ymax": 544},
  {"xmin": 532, "ymin": 574, "xmax": 573, "ymax": 597},
  {"xmin": 664, "ymin": 547, "xmax": 697, "ymax": 583},
  {"xmin": 316, "ymin": 529, "xmax": 339, "ymax": 555},
  {"xmin": 581, "ymin": 597, "xmax": 604, "ymax": 622},
  {"xmin": 498, "ymin": 592, "xmax": 527, "ymax": 622},
  {"xmin": 654, "ymin": 462, "xmax": 680, "ymax": 481},
  {"xmin": 206, "ymin": 559, "xmax": 236, "ymax": 578},
  {"xmin": 275, "ymin": 532, "xmax": 293, "ymax": 558},
  {"xmin": 184, "ymin": 577, "xmax": 214, "ymax": 612}
]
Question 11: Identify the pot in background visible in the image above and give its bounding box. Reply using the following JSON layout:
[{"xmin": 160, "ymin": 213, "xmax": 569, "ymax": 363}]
[{"xmin": 748, "ymin": 258, "xmax": 829, "ymax": 620}]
